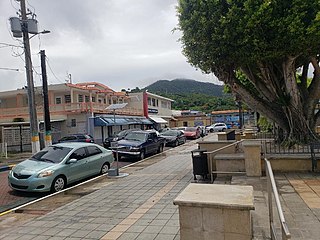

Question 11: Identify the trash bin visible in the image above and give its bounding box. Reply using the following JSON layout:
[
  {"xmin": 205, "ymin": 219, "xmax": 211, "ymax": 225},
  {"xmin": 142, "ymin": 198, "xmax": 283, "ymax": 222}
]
[
  {"xmin": 226, "ymin": 130, "xmax": 235, "ymax": 140},
  {"xmin": 191, "ymin": 149, "xmax": 209, "ymax": 180}
]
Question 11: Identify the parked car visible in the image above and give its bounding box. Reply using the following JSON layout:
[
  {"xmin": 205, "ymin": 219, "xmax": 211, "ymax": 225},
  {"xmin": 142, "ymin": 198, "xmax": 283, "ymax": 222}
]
[
  {"xmin": 159, "ymin": 130, "xmax": 186, "ymax": 147},
  {"xmin": 58, "ymin": 134, "xmax": 94, "ymax": 143},
  {"xmin": 184, "ymin": 127, "xmax": 201, "ymax": 139},
  {"xmin": 206, "ymin": 123, "xmax": 228, "ymax": 132},
  {"xmin": 172, "ymin": 127, "xmax": 187, "ymax": 133},
  {"xmin": 114, "ymin": 130, "xmax": 166, "ymax": 160},
  {"xmin": 103, "ymin": 128, "xmax": 140, "ymax": 149},
  {"xmin": 8, "ymin": 142, "xmax": 114, "ymax": 193}
]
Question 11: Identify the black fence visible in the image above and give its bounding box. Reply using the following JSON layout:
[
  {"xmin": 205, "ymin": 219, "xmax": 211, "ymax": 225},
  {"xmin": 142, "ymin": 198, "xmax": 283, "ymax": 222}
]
[{"xmin": 256, "ymin": 132, "xmax": 315, "ymax": 155}]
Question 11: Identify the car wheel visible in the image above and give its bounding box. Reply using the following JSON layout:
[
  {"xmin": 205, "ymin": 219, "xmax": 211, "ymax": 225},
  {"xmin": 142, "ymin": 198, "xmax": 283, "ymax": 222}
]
[
  {"xmin": 100, "ymin": 163, "xmax": 110, "ymax": 174},
  {"xmin": 210, "ymin": 129, "xmax": 214, "ymax": 133},
  {"xmin": 139, "ymin": 150, "xmax": 145, "ymax": 160},
  {"xmin": 174, "ymin": 140, "xmax": 178, "ymax": 147},
  {"xmin": 158, "ymin": 144, "xmax": 164, "ymax": 153},
  {"xmin": 222, "ymin": 128, "xmax": 226, "ymax": 132},
  {"xmin": 51, "ymin": 175, "xmax": 66, "ymax": 193}
]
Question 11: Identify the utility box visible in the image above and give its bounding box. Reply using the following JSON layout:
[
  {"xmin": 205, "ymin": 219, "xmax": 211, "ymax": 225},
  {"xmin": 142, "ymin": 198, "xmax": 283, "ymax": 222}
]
[
  {"xmin": 226, "ymin": 130, "xmax": 236, "ymax": 140},
  {"xmin": 191, "ymin": 149, "xmax": 208, "ymax": 180}
]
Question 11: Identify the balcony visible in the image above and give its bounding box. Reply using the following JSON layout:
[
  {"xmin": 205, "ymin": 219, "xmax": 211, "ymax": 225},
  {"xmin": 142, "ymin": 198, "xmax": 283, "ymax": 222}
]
[{"xmin": 0, "ymin": 102, "xmax": 143, "ymax": 122}]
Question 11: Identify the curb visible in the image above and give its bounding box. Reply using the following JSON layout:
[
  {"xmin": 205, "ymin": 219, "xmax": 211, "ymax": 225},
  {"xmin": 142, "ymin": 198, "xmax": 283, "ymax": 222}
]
[{"xmin": 0, "ymin": 164, "xmax": 15, "ymax": 172}]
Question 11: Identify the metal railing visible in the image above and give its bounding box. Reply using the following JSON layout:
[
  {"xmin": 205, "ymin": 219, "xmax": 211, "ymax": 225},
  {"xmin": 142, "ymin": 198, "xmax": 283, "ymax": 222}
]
[
  {"xmin": 205, "ymin": 140, "xmax": 245, "ymax": 182},
  {"xmin": 265, "ymin": 158, "xmax": 291, "ymax": 239},
  {"xmin": 256, "ymin": 132, "xmax": 312, "ymax": 154}
]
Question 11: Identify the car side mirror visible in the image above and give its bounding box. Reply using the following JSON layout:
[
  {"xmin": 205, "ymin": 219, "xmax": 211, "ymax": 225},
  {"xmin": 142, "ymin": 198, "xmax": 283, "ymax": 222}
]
[{"xmin": 66, "ymin": 158, "xmax": 77, "ymax": 164}]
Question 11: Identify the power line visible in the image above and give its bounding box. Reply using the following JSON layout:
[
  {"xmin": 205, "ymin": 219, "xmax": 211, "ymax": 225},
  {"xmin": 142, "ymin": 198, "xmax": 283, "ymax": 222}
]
[{"xmin": 45, "ymin": 56, "xmax": 65, "ymax": 84}]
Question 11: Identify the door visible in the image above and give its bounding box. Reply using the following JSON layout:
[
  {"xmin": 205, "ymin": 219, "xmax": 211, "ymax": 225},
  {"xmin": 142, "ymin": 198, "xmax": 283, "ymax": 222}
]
[
  {"xmin": 66, "ymin": 147, "xmax": 88, "ymax": 182},
  {"xmin": 85, "ymin": 146, "xmax": 104, "ymax": 175}
]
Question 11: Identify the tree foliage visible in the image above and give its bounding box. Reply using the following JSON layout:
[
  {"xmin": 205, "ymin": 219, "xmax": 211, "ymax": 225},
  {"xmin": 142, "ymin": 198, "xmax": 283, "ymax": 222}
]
[
  {"xmin": 177, "ymin": 0, "xmax": 320, "ymax": 142},
  {"xmin": 158, "ymin": 93, "xmax": 237, "ymax": 112}
]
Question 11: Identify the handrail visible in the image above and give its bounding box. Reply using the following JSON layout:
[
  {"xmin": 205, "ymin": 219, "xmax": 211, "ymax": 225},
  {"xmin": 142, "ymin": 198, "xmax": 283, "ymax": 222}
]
[
  {"xmin": 204, "ymin": 139, "xmax": 244, "ymax": 182},
  {"xmin": 265, "ymin": 158, "xmax": 291, "ymax": 239}
]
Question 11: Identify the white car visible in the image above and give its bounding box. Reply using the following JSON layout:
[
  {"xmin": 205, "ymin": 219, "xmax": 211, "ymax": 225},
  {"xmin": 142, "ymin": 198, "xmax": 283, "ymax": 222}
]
[{"xmin": 206, "ymin": 123, "xmax": 227, "ymax": 132}]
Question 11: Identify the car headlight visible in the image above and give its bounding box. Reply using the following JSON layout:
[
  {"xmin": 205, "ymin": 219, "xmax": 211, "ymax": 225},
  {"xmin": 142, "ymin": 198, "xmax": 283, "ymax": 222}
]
[
  {"xmin": 130, "ymin": 146, "xmax": 140, "ymax": 151},
  {"xmin": 38, "ymin": 170, "xmax": 54, "ymax": 178}
]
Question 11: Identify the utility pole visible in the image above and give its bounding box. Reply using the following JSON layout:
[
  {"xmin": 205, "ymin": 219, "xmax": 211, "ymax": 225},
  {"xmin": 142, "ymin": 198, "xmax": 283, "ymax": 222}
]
[
  {"xmin": 19, "ymin": 0, "xmax": 40, "ymax": 153},
  {"xmin": 40, "ymin": 50, "xmax": 52, "ymax": 147}
]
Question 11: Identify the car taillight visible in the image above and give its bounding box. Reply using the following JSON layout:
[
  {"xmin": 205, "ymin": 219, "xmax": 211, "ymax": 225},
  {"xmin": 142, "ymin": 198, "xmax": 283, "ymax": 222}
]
[{"xmin": 85, "ymin": 139, "xmax": 91, "ymax": 142}]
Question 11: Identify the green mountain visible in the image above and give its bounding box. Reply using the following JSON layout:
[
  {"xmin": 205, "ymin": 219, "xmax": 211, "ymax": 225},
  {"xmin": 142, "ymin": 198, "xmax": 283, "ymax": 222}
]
[
  {"xmin": 138, "ymin": 79, "xmax": 236, "ymax": 113},
  {"xmin": 142, "ymin": 79, "xmax": 225, "ymax": 97}
]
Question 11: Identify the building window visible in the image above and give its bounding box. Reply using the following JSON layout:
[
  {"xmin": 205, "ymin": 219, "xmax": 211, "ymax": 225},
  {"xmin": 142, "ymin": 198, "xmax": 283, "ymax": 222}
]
[
  {"xmin": 65, "ymin": 95, "xmax": 71, "ymax": 103},
  {"xmin": 161, "ymin": 101, "xmax": 167, "ymax": 108},
  {"xmin": 78, "ymin": 95, "xmax": 83, "ymax": 102},
  {"xmin": 148, "ymin": 97, "xmax": 151, "ymax": 105},
  {"xmin": 85, "ymin": 95, "xmax": 90, "ymax": 102},
  {"xmin": 71, "ymin": 119, "xmax": 76, "ymax": 127},
  {"xmin": 152, "ymin": 98, "xmax": 156, "ymax": 107},
  {"xmin": 113, "ymin": 99, "xmax": 117, "ymax": 104},
  {"xmin": 98, "ymin": 99, "xmax": 102, "ymax": 103},
  {"xmin": 104, "ymin": 99, "xmax": 106, "ymax": 104},
  {"xmin": 109, "ymin": 99, "xmax": 111, "ymax": 104},
  {"xmin": 156, "ymin": 99, "xmax": 159, "ymax": 107},
  {"xmin": 92, "ymin": 96, "xmax": 96, "ymax": 102},
  {"xmin": 55, "ymin": 97, "xmax": 62, "ymax": 104}
]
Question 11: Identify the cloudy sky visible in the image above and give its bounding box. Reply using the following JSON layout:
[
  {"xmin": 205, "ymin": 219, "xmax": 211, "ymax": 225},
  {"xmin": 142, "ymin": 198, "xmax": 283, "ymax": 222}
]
[{"xmin": 0, "ymin": 0, "xmax": 221, "ymax": 92}]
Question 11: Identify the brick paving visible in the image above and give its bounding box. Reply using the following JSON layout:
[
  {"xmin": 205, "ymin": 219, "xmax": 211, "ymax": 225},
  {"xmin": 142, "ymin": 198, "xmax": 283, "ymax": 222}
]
[
  {"xmin": 0, "ymin": 172, "xmax": 39, "ymax": 213},
  {"xmin": 0, "ymin": 135, "xmax": 320, "ymax": 239}
]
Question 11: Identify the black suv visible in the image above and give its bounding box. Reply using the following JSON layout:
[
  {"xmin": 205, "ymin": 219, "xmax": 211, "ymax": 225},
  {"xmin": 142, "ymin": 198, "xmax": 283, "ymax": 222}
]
[{"xmin": 58, "ymin": 134, "xmax": 94, "ymax": 143}]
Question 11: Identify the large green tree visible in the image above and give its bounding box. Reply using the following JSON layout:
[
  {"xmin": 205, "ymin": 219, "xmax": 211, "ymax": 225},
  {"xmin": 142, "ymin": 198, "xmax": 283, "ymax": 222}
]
[{"xmin": 177, "ymin": 0, "xmax": 320, "ymax": 142}]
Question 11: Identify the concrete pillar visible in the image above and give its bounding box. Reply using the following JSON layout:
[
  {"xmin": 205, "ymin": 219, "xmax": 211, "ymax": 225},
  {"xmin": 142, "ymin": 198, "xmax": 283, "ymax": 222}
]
[
  {"xmin": 174, "ymin": 183, "xmax": 254, "ymax": 240},
  {"xmin": 243, "ymin": 140, "xmax": 262, "ymax": 176}
]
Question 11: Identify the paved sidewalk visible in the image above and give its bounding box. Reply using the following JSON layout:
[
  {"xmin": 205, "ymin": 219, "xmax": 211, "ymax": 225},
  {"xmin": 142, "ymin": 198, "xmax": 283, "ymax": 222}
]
[{"xmin": 0, "ymin": 135, "xmax": 320, "ymax": 239}]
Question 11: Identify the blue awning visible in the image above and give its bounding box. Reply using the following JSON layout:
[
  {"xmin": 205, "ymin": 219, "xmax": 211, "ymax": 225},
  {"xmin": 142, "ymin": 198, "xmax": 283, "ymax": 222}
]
[{"xmin": 94, "ymin": 116, "xmax": 152, "ymax": 126}]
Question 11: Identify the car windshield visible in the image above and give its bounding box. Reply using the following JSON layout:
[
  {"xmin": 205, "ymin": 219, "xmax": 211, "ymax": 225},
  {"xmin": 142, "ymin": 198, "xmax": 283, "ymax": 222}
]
[
  {"xmin": 185, "ymin": 127, "xmax": 197, "ymax": 132},
  {"xmin": 161, "ymin": 130, "xmax": 178, "ymax": 136},
  {"xmin": 124, "ymin": 132, "xmax": 147, "ymax": 141},
  {"xmin": 30, "ymin": 145, "xmax": 72, "ymax": 164}
]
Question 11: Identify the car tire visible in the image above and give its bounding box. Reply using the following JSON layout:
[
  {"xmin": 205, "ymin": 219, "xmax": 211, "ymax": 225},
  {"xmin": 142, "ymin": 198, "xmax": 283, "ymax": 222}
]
[
  {"xmin": 174, "ymin": 140, "xmax": 178, "ymax": 147},
  {"xmin": 51, "ymin": 175, "xmax": 66, "ymax": 193},
  {"xmin": 139, "ymin": 150, "xmax": 145, "ymax": 160},
  {"xmin": 100, "ymin": 163, "xmax": 110, "ymax": 175},
  {"xmin": 210, "ymin": 129, "xmax": 214, "ymax": 133},
  {"xmin": 222, "ymin": 128, "xmax": 226, "ymax": 132}
]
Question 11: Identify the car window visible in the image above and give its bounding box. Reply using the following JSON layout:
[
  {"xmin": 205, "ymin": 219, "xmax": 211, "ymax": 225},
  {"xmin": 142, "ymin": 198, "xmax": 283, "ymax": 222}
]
[
  {"xmin": 86, "ymin": 146, "xmax": 102, "ymax": 157},
  {"xmin": 70, "ymin": 147, "xmax": 87, "ymax": 160},
  {"xmin": 77, "ymin": 135, "xmax": 86, "ymax": 140},
  {"xmin": 60, "ymin": 136, "xmax": 76, "ymax": 141},
  {"xmin": 31, "ymin": 146, "xmax": 72, "ymax": 163},
  {"xmin": 125, "ymin": 132, "xmax": 147, "ymax": 141}
]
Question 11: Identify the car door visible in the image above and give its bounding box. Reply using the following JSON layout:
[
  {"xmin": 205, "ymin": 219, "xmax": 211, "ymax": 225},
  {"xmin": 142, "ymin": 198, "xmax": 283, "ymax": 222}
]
[
  {"xmin": 85, "ymin": 145, "xmax": 104, "ymax": 176},
  {"xmin": 66, "ymin": 147, "xmax": 88, "ymax": 182},
  {"xmin": 178, "ymin": 131, "xmax": 185, "ymax": 144},
  {"xmin": 145, "ymin": 133, "xmax": 158, "ymax": 154}
]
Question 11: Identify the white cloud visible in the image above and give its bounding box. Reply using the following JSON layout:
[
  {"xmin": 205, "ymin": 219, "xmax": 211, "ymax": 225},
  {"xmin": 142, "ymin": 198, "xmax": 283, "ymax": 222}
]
[{"xmin": 0, "ymin": 0, "xmax": 221, "ymax": 92}]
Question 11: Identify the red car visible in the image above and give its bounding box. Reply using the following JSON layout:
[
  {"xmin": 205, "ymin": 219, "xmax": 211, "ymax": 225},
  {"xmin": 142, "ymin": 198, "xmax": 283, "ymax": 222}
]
[{"xmin": 184, "ymin": 127, "xmax": 200, "ymax": 139}]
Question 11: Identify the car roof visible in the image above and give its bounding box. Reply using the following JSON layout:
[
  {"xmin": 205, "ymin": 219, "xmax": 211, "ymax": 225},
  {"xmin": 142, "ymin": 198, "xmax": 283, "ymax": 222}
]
[{"xmin": 53, "ymin": 142, "xmax": 97, "ymax": 148}]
